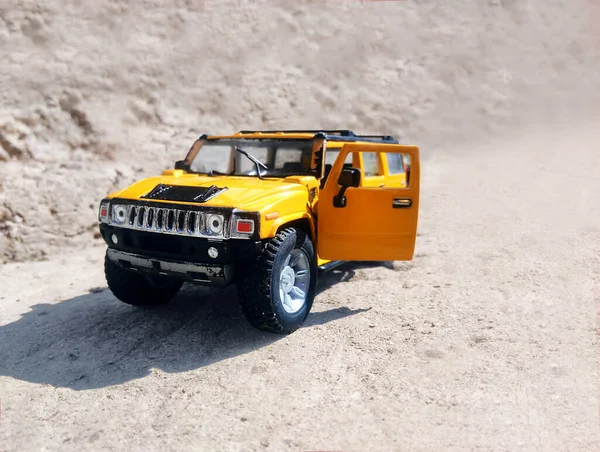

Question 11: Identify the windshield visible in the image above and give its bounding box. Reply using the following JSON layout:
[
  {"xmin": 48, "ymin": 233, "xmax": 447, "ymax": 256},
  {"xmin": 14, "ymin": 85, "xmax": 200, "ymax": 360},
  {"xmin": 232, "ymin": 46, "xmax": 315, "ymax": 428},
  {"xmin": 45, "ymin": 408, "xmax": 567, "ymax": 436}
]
[{"xmin": 188, "ymin": 139, "xmax": 317, "ymax": 178}]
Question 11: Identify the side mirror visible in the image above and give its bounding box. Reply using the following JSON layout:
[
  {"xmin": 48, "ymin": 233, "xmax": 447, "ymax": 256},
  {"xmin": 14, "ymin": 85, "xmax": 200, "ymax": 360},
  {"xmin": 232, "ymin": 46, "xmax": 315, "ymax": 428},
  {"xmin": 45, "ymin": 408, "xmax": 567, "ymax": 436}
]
[
  {"xmin": 174, "ymin": 160, "xmax": 186, "ymax": 170},
  {"xmin": 338, "ymin": 167, "xmax": 361, "ymax": 188},
  {"xmin": 334, "ymin": 167, "xmax": 361, "ymax": 208}
]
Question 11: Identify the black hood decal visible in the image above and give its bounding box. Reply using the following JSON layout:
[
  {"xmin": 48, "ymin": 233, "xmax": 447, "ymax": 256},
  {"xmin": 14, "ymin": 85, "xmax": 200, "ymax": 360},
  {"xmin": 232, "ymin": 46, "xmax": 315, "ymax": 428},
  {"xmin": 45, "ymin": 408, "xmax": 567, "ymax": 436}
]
[{"xmin": 141, "ymin": 184, "xmax": 228, "ymax": 204}]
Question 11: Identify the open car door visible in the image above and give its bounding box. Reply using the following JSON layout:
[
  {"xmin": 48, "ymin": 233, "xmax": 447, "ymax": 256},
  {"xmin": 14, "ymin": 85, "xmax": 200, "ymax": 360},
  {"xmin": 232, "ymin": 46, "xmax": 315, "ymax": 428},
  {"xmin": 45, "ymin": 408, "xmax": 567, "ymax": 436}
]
[{"xmin": 317, "ymin": 142, "xmax": 420, "ymax": 261}]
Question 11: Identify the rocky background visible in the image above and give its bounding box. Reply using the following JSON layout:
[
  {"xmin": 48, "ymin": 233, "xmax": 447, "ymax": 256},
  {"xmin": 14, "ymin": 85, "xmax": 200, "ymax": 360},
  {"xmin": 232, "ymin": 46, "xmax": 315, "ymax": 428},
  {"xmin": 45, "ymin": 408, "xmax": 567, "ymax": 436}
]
[{"xmin": 1, "ymin": 0, "xmax": 599, "ymax": 262}]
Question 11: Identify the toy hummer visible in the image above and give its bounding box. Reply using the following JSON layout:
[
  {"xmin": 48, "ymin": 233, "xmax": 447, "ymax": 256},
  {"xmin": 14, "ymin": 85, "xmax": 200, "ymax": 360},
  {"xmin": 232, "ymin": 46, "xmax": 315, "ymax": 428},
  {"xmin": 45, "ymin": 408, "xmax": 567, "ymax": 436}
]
[{"xmin": 97, "ymin": 130, "xmax": 420, "ymax": 333}]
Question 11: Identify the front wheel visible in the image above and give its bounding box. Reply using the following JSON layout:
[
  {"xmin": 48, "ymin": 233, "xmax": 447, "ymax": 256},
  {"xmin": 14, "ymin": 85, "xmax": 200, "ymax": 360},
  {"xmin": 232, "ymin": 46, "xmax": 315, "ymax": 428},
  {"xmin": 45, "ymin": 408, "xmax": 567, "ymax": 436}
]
[
  {"xmin": 104, "ymin": 252, "xmax": 183, "ymax": 307},
  {"xmin": 237, "ymin": 227, "xmax": 317, "ymax": 334}
]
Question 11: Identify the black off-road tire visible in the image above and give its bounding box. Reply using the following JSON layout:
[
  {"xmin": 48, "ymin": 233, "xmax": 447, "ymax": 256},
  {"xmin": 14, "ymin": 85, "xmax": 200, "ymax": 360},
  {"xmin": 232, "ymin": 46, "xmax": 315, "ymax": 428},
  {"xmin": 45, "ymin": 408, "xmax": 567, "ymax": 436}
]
[
  {"xmin": 104, "ymin": 253, "xmax": 183, "ymax": 307},
  {"xmin": 236, "ymin": 227, "xmax": 317, "ymax": 334}
]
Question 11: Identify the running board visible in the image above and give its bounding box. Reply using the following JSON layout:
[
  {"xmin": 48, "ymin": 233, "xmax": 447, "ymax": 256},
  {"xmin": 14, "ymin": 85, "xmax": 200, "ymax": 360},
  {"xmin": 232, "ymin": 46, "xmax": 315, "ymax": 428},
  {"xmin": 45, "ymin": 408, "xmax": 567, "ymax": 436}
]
[{"xmin": 318, "ymin": 260, "xmax": 347, "ymax": 272}]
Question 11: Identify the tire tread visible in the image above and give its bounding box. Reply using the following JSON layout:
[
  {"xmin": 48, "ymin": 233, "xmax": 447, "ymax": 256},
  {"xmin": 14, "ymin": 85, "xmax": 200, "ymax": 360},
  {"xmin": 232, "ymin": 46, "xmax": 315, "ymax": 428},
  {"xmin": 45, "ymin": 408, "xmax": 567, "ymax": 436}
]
[
  {"xmin": 104, "ymin": 254, "xmax": 182, "ymax": 306},
  {"xmin": 237, "ymin": 227, "xmax": 313, "ymax": 334}
]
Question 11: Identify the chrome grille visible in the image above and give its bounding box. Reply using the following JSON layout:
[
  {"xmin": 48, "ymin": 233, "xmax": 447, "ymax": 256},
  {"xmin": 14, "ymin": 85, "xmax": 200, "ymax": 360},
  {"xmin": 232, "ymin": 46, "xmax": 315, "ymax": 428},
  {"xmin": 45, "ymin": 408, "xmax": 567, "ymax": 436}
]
[{"xmin": 110, "ymin": 203, "xmax": 223, "ymax": 238}]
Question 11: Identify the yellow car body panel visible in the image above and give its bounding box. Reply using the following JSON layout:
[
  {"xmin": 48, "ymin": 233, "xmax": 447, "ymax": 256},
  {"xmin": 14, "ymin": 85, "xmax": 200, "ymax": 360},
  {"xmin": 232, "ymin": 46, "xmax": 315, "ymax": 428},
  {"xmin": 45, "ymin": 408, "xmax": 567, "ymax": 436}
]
[
  {"xmin": 317, "ymin": 142, "xmax": 420, "ymax": 261},
  {"xmin": 106, "ymin": 174, "xmax": 315, "ymax": 241},
  {"xmin": 99, "ymin": 129, "xmax": 420, "ymax": 267}
]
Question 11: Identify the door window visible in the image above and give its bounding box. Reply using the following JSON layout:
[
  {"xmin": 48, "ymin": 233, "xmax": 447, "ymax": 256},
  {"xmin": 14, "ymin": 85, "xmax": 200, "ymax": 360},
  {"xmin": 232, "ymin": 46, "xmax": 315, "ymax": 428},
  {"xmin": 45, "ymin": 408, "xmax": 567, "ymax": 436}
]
[
  {"xmin": 386, "ymin": 153, "xmax": 405, "ymax": 175},
  {"xmin": 362, "ymin": 152, "xmax": 381, "ymax": 177}
]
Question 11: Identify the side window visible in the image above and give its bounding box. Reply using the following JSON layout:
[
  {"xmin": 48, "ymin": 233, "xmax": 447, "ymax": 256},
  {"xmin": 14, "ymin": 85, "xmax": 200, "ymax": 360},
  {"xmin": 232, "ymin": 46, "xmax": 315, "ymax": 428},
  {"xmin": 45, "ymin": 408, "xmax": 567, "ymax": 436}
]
[
  {"xmin": 362, "ymin": 152, "xmax": 381, "ymax": 177},
  {"xmin": 325, "ymin": 149, "xmax": 352, "ymax": 166},
  {"xmin": 386, "ymin": 153, "xmax": 405, "ymax": 175}
]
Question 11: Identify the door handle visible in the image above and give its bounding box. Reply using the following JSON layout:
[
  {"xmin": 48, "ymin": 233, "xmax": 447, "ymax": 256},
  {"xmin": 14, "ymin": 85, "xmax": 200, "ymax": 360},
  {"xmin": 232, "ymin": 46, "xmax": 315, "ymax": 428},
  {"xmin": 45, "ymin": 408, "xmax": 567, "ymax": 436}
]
[{"xmin": 392, "ymin": 198, "xmax": 412, "ymax": 208}]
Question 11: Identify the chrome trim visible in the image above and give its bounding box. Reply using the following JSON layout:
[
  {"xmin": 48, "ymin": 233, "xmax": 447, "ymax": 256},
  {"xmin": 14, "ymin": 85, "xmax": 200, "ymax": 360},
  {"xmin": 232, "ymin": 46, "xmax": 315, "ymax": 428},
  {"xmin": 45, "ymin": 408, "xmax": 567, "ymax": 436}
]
[
  {"xmin": 106, "ymin": 249, "xmax": 234, "ymax": 286},
  {"xmin": 278, "ymin": 248, "xmax": 311, "ymax": 314},
  {"xmin": 108, "ymin": 203, "xmax": 228, "ymax": 239},
  {"xmin": 202, "ymin": 187, "xmax": 227, "ymax": 202}
]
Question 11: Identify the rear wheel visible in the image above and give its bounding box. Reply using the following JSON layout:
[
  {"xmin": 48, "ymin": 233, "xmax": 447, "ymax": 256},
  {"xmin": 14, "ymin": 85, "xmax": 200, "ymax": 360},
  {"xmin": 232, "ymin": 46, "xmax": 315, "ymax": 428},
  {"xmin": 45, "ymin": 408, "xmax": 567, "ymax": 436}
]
[
  {"xmin": 104, "ymin": 252, "xmax": 183, "ymax": 307},
  {"xmin": 237, "ymin": 227, "xmax": 317, "ymax": 334}
]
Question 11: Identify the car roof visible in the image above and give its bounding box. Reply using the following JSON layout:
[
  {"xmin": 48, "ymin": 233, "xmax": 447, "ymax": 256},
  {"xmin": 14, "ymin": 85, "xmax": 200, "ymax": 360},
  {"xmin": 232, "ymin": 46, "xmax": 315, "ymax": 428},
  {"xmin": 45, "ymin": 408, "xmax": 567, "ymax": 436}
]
[{"xmin": 205, "ymin": 130, "xmax": 400, "ymax": 144}]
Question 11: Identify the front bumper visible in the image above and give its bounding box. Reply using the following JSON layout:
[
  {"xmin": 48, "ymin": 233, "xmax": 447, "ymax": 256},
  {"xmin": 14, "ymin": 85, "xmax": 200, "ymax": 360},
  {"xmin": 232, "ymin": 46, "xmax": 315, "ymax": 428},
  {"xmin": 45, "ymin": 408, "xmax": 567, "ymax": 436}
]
[
  {"xmin": 99, "ymin": 223, "xmax": 263, "ymax": 265},
  {"xmin": 107, "ymin": 249, "xmax": 235, "ymax": 286}
]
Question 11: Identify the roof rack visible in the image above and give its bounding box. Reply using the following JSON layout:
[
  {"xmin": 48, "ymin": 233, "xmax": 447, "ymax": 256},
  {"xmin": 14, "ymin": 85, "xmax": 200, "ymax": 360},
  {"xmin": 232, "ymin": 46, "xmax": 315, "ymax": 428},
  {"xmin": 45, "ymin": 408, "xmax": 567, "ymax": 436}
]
[
  {"xmin": 238, "ymin": 129, "xmax": 357, "ymax": 137},
  {"xmin": 236, "ymin": 129, "xmax": 398, "ymax": 144},
  {"xmin": 324, "ymin": 134, "xmax": 398, "ymax": 144},
  {"xmin": 357, "ymin": 134, "xmax": 396, "ymax": 141}
]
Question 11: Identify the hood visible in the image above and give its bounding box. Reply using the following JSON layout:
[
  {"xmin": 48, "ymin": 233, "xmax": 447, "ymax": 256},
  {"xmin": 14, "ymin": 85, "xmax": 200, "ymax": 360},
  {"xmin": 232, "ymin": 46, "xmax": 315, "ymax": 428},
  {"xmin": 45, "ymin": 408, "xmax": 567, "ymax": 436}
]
[{"xmin": 111, "ymin": 174, "xmax": 308, "ymax": 211}]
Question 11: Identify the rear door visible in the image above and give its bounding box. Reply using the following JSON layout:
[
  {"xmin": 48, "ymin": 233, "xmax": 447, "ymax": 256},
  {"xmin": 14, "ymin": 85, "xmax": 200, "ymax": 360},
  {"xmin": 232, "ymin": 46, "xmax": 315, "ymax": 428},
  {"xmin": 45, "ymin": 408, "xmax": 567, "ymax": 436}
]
[{"xmin": 317, "ymin": 142, "xmax": 420, "ymax": 261}]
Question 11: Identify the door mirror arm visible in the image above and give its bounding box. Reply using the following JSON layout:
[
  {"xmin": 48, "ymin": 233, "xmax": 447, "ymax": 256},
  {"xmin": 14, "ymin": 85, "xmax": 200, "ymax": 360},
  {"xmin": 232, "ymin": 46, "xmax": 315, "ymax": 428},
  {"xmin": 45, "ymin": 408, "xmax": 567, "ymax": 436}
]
[{"xmin": 334, "ymin": 167, "xmax": 361, "ymax": 208}]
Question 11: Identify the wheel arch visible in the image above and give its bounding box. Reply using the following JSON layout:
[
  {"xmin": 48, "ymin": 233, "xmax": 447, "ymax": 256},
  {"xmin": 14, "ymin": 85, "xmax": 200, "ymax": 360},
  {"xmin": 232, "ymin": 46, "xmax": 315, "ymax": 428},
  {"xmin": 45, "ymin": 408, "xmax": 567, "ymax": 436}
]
[
  {"xmin": 272, "ymin": 215, "xmax": 316, "ymax": 246},
  {"xmin": 237, "ymin": 219, "xmax": 318, "ymax": 334}
]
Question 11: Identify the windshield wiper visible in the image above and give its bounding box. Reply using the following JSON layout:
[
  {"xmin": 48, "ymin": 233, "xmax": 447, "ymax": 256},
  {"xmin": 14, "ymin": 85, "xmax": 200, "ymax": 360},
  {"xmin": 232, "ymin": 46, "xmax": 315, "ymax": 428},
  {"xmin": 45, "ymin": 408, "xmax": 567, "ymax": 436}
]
[{"xmin": 234, "ymin": 146, "xmax": 268, "ymax": 180}]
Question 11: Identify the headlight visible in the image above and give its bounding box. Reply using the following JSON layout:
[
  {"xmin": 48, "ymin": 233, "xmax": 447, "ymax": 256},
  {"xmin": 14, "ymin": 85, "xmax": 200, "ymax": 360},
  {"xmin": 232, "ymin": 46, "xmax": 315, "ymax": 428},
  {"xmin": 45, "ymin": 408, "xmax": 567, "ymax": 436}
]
[
  {"xmin": 206, "ymin": 214, "xmax": 224, "ymax": 235},
  {"xmin": 112, "ymin": 205, "xmax": 128, "ymax": 224}
]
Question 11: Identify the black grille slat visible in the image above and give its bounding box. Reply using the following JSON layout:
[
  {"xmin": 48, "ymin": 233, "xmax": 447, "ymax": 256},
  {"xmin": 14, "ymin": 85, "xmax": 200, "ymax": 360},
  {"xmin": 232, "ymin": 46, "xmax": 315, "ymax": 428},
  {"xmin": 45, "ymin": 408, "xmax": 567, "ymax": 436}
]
[
  {"xmin": 177, "ymin": 211, "xmax": 185, "ymax": 232},
  {"xmin": 129, "ymin": 207, "xmax": 136, "ymax": 225},
  {"xmin": 147, "ymin": 208, "xmax": 154, "ymax": 228},
  {"xmin": 156, "ymin": 209, "xmax": 164, "ymax": 230},
  {"xmin": 137, "ymin": 207, "xmax": 145, "ymax": 227},
  {"xmin": 188, "ymin": 212, "xmax": 196, "ymax": 233},
  {"xmin": 166, "ymin": 210, "xmax": 174, "ymax": 230}
]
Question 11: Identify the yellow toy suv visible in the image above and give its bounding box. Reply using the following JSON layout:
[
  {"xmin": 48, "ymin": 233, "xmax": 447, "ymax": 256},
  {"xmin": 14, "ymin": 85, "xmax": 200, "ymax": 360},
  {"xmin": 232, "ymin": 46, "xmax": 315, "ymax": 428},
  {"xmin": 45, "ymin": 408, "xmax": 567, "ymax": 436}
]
[{"xmin": 97, "ymin": 130, "xmax": 420, "ymax": 334}]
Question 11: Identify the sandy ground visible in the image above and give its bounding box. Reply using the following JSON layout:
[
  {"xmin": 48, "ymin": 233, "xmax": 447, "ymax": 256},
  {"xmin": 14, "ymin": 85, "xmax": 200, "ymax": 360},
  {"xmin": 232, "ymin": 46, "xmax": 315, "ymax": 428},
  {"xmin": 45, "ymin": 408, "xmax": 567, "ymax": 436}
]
[
  {"xmin": 1, "ymin": 124, "xmax": 599, "ymax": 451},
  {"xmin": 1, "ymin": 0, "xmax": 599, "ymax": 262}
]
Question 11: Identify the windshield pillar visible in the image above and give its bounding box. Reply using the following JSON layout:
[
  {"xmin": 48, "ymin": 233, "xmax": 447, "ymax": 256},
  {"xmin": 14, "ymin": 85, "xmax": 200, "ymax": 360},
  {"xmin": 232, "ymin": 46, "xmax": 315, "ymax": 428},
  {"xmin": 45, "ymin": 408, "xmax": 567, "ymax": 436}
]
[
  {"xmin": 183, "ymin": 135, "xmax": 207, "ymax": 168},
  {"xmin": 310, "ymin": 135, "xmax": 327, "ymax": 179}
]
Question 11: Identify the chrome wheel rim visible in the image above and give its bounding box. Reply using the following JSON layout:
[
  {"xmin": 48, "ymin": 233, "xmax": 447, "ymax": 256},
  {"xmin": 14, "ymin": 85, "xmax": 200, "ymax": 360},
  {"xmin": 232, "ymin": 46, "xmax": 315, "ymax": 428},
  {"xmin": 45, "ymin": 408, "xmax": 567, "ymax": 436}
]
[{"xmin": 278, "ymin": 249, "xmax": 310, "ymax": 314}]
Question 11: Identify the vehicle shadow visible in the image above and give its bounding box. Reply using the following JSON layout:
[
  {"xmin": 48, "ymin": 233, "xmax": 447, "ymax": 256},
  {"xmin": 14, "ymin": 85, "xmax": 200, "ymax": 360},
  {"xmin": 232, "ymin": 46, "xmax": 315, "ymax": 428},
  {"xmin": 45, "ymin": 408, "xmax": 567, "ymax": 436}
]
[
  {"xmin": 315, "ymin": 260, "xmax": 395, "ymax": 293},
  {"xmin": 0, "ymin": 261, "xmax": 383, "ymax": 390}
]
